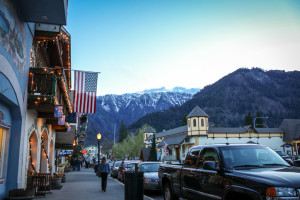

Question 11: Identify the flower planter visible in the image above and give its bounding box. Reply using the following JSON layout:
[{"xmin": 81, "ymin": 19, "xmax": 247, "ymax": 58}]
[
  {"xmin": 61, "ymin": 175, "xmax": 66, "ymax": 183},
  {"xmin": 51, "ymin": 177, "xmax": 63, "ymax": 190},
  {"xmin": 9, "ymin": 188, "xmax": 34, "ymax": 200},
  {"xmin": 58, "ymin": 166, "xmax": 64, "ymax": 174}
]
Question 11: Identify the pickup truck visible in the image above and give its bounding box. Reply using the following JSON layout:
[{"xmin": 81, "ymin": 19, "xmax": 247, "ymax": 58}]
[{"xmin": 158, "ymin": 144, "xmax": 300, "ymax": 200}]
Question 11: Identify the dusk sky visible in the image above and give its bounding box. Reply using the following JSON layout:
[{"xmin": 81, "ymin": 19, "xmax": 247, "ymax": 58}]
[{"xmin": 66, "ymin": 0, "xmax": 300, "ymax": 95}]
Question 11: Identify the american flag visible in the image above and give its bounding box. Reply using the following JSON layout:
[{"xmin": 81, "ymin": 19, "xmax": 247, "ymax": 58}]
[{"xmin": 73, "ymin": 71, "xmax": 98, "ymax": 113}]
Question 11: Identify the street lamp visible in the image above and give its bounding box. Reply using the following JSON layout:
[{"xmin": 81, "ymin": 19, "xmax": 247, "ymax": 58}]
[
  {"xmin": 253, "ymin": 117, "xmax": 269, "ymax": 128},
  {"xmin": 97, "ymin": 133, "xmax": 101, "ymax": 166}
]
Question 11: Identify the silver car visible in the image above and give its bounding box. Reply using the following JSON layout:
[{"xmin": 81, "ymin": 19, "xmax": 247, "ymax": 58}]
[
  {"xmin": 111, "ymin": 161, "xmax": 122, "ymax": 178},
  {"xmin": 138, "ymin": 162, "xmax": 162, "ymax": 191}
]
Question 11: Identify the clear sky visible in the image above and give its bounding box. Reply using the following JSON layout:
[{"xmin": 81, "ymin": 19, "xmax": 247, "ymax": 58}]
[{"xmin": 66, "ymin": 0, "xmax": 300, "ymax": 95}]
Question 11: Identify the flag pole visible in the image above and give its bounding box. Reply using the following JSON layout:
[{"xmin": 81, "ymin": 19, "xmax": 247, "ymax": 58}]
[{"xmin": 64, "ymin": 69, "xmax": 101, "ymax": 74}]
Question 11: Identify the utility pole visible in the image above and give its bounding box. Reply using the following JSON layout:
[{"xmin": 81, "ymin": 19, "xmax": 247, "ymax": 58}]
[{"xmin": 113, "ymin": 123, "xmax": 116, "ymax": 145}]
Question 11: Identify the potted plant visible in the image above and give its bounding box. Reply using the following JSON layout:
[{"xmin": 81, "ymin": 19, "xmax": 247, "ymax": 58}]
[
  {"xmin": 58, "ymin": 163, "xmax": 65, "ymax": 174},
  {"xmin": 51, "ymin": 173, "xmax": 63, "ymax": 189}
]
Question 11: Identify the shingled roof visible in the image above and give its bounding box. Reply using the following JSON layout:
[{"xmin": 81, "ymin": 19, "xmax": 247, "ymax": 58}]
[
  {"xmin": 280, "ymin": 119, "xmax": 300, "ymax": 141},
  {"xmin": 187, "ymin": 105, "xmax": 209, "ymax": 118},
  {"xmin": 158, "ymin": 133, "xmax": 188, "ymax": 147},
  {"xmin": 144, "ymin": 126, "xmax": 155, "ymax": 133},
  {"xmin": 146, "ymin": 125, "xmax": 187, "ymax": 141}
]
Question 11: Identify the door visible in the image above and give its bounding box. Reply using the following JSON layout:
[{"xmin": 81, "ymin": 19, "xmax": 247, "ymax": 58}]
[
  {"xmin": 196, "ymin": 148, "xmax": 225, "ymax": 200},
  {"xmin": 181, "ymin": 147, "xmax": 202, "ymax": 199}
]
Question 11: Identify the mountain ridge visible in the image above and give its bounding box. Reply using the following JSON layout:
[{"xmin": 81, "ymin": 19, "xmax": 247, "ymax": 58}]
[{"xmin": 128, "ymin": 68, "xmax": 300, "ymax": 133}]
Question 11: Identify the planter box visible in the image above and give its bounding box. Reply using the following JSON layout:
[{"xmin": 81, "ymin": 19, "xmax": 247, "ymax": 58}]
[
  {"xmin": 51, "ymin": 177, "xmax": 63, "ymax": 190},
  {"xmin": 9, "ymin": 188, "xmax": 34, "ymax": 200}
]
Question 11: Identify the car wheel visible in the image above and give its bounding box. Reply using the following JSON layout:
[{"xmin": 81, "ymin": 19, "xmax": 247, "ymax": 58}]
[{"xmin": 163, "ymin": 182, "xmax": 178, "ymax": 200}]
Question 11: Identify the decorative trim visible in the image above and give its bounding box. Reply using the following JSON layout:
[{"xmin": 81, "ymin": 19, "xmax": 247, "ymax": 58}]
[{"xmin": 41, "ymin": 122, "xmax": 49, "ymax": 136}]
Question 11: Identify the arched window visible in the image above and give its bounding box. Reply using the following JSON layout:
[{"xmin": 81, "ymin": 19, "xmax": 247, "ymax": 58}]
[
  {"xmin": 193, "ymin": 119, "xmax": 197, "ymax": 127},
  {"xmin": 201, "ymin": 119, "xmax": 204, "ymax": 126}
]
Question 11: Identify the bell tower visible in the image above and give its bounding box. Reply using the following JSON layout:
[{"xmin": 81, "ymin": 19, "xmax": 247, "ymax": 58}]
[{"xmin": 187, "ymin": 105, "xmax": 209, "ymax": 136}]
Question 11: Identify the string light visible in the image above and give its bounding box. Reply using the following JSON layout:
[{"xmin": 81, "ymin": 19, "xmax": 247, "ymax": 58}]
[
  {"xmin": 29, "ymin": 139, "xmax": 36, "ymax": 172},
  {"xmin": 41, "ymin": 135, "xmax": 51, "ymax": 172}
]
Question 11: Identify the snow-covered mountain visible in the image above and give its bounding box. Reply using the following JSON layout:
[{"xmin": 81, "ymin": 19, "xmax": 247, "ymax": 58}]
[
  {"xmin": 86, "ymin": 89, "xmax": 197, "ymax": 144},
  {"xmin": 141, "ymin": 87, "xmax": 199, "ymax": 94}
]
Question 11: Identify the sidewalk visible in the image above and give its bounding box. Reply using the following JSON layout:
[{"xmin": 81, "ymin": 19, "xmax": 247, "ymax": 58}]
[{"xmin": 36, "ymin": 168, "xmax": 152, "ymax": 200}]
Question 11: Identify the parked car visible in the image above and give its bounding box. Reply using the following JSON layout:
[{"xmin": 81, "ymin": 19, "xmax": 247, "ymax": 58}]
[
  {"xmin": 118, "ymin": 160, "xmax": 140, "ymax": 182},
  {"xmin": 275, "ymin": 150, "xmax": 295, "ymax": 163},
  {"xmin": 111, "ymin": 161, "xmax": 122, "ymax": 178},
  {"xmin": 159, "ymin": 144, "xmax": 300, "ymax": 200},
  {"xmin": 136, "ymin": 162, "xmax": 162, "ymax": 191}
]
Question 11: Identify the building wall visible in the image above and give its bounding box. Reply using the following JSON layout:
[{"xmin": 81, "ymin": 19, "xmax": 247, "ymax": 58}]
[
  {"xmin": 23, "ymin": 110, "xmax": 56, "ymax": 186},
  {"xmin": 0, "ymin": 0, "xmax": 35, "ymax": 197}
]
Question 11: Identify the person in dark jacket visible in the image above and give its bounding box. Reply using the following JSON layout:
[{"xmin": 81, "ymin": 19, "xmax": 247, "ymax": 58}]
[{"xmin": 98, "ymin": 157, "xmax": 110, "ymax": 192}]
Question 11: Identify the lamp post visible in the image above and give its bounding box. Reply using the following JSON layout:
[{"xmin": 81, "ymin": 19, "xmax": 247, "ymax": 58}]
[
  {"xmin": 97, "ymin": 133, "xmax": 101, "ymax": 167},
  {"xmin": 253, "ymin": 117, "xmax": 269, "ymax": 128}
]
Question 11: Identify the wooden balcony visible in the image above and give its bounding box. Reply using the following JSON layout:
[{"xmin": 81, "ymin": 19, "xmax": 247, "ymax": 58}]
[{"xmin": 28, "ymin": 67, "xmax": 72, "ymax": 131}]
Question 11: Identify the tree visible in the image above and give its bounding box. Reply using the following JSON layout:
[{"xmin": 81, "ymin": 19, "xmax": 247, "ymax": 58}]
[
  {"xmin": 181, "ymin": 114, "xmax": 188, "ymax": 126},
  {"xmin": 244, "ymin": 112, "xmax": 253, "ymax": 126},
  {"xmin": 119, "ymin": 120, "xmax": 128, "ymax": 143},
  {"xmin": 255, "ymin": 111, "xmax": 264, "ymax": 128},
  {"xmin": 149, "ymin": 134, "xmax": 157, "ymax": 161}
]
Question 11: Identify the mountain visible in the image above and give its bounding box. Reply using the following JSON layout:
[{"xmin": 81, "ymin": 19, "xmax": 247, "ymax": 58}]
[
  {"xmin": 86, "ymin": 90, "xmax": 196, "ymax": 145},
  {"xmin": 128, "ymin": 68, "xmax": 300, "ymax": 132},
  {"xmin": 141, "ymin": 87, "xmax": 199, "ymax": 94}
]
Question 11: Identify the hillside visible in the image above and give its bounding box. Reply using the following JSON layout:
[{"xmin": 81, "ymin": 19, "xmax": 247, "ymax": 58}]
[
  {"xmin": 128, "ymin": 68, "xmax": 300, "ymax": 132},
  {"xmin": 85, "ymin": 90, "xmax": 196, "ymax": 145}
]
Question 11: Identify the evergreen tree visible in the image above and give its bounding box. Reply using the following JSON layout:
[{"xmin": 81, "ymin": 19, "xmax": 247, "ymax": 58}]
[
  {"xmin": 255, "ymin": 111, "xmax": 264, "ymax": 128},
  {"xmin": 181, "ymin": 114, "xmax": 188, "ymax": 126},
  {"xmin": 244, "ymin": 112, "xmax": 253, "ymax": 127},
  {"xmin": 149, "ymin": 134, "xmax": 157, "ymax": 161},
  {"xmin": 118, "ymin": 120, "xmax": 128, "ymax": 143}
]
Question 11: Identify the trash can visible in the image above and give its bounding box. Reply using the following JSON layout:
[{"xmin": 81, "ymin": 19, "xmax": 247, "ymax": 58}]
[
  {"xmin": 294, "ymin": 160, "xmax": 300, "ymax": 167},
  {"xmin": 124, "ymin": 171, "xmax": 144, "ymax": 200}
]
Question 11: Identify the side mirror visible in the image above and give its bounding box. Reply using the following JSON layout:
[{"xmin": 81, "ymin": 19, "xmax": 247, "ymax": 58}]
[{"xmin": 203, "ymin": 161, "xmax": 220, "ymax": 171}]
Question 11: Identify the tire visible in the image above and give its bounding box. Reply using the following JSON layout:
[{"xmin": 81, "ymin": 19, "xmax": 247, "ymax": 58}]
[{"xmin": 163, "ymin": 182, "xmax": 179, "ymax": 200}]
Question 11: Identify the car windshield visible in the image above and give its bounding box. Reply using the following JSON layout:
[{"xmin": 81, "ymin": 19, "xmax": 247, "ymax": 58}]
[
  {"xmin": 276, "ymin": 151, "xmax": 287, "ymax": 156},
  {"xmin": 115, "ymin": 162, "xmax": 121, "ymax": 167},
  {"xmin": 125, "ymin": 163, "xmax": 135, "ymax": 168},
  {"xmin": 220, "ymin": 145, "xmax": 290, "ymax": 169},
  {"xmin": 139, "ymin": 163, "xmax": 161, "ymax": 172}
]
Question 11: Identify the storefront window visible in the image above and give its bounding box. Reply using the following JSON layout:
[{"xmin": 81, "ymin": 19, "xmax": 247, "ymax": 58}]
[{"xmin": 0, "ymin": 127, "xmax": 7, "ymax": 179}]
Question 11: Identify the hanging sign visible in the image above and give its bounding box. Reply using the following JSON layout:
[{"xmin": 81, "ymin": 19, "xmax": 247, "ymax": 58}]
[
  {"xmin": 54, "ymin": 106, "xmax": 63, "ymax": 118},
  {"xmin": 58, "ymin": 115, "xmax": 65, "ymax": 125}
]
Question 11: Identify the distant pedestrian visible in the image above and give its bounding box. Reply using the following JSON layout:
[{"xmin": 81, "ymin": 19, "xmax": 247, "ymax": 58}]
[
  {"xmin": 77, "ymin": 157, "xmax": 81, "ymax": 171},
  {"xmin": 98, "ymin": 157, "xmax": 110, "ymax": 192}
]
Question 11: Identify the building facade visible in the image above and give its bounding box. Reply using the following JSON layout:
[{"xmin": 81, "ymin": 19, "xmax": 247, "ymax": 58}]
[
  {"xmin": 145, "ymin": 106, "xmax": 293, "ymax": 163},
  {"xmin": 0, "ymin": 0, "xmax": 68, "ymax": 198}
]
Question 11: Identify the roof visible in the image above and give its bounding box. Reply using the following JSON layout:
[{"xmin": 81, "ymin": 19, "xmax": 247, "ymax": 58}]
[
  {"xmin": 158, "ymin": 133, "xmax": 188, "ymax": 147},
  {"xmin": 187, "ymin": 105, "xmax": 209, "ymax": 118},
  {"xmin": 208, "ymin": 127, "xmax": 248, "ymax": 133},
  {"xmin": 255, "ymin": 128, "xmax": 284, "ymax": 133},
  {"xmin": 280, "ymin": 119, "xmax": 300, "ymax": 141},
  {"xmin": 144, "ymin": 126, "xmax": 155, "ymax": 133},
  {"xmin": 146, "ymin": 125, "xmax": 187, "ymax": 141}
]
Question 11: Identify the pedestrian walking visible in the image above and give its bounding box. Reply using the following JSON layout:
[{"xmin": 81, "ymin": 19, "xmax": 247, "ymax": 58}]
[{"xmin": 98, "ymin": 156, "xmax": 110, "ymax": 192}]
